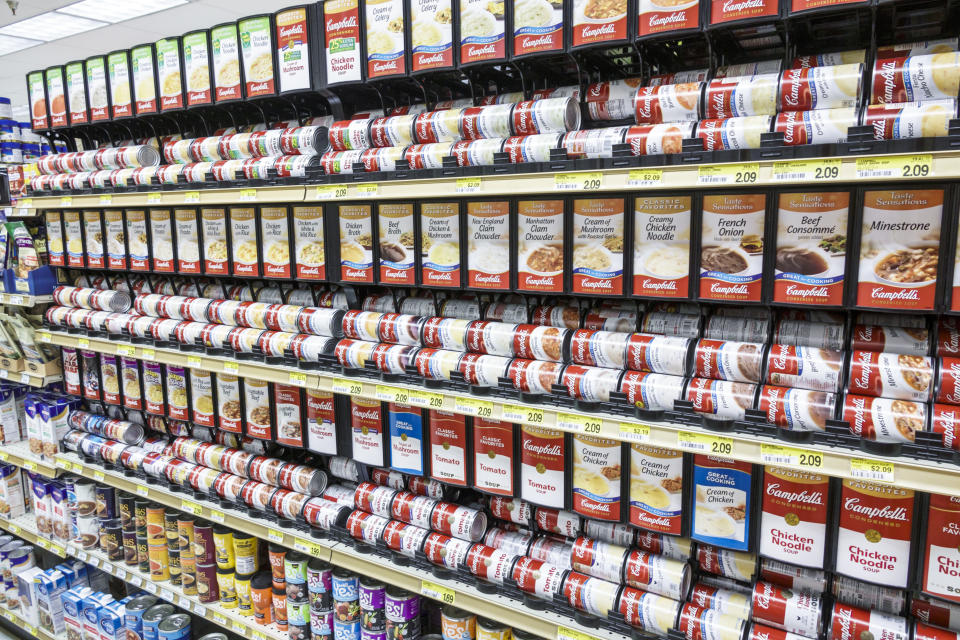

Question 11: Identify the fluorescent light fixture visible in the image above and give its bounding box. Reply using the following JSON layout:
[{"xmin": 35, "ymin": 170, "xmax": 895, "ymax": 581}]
[
  {"xmin": 58, "ymin": 0, "xmax": 190, "ymax": 24},
  {"xmin": 0, "ymin": 34, "xmax": 42, "ymax": 55},
  {"xmin": 0, "ymin": 12, "xmax": 106, "ymax": 41}
]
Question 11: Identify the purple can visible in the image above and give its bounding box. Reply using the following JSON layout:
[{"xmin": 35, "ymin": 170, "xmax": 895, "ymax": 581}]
[
  {"xmin": 384, "ymin": 588, "xmax": 420, "ymax": 640},
  {"xmin": 308, "ymin": 558, "xmax": 333, "ymax": 612},
  {"xmin": 362, "ymin": 630, "xmax": 387, "ymax": 640},
  {"xmin": 312, "ymin": 609, "xmax": 334, "ymax": 639},
  {"xmin": 359, "ymin": 577, "xmax": 385, "ymax": 631}
]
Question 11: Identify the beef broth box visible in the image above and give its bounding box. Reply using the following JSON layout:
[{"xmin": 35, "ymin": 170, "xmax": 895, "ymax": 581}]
[
  {"xmin": 774, "ymin": 192, "xmax": 850, "ymax": 306},
  {"xmin": 378, "ymin": 203, "xmax": 415, "ymax": 285},
  {"xmin": 857, "ymin": 189, "xmax": 943, "ymax": 310},
  {"xmin": 633, "ymin": 195, "xmax": 692, "ymax": 298},
  {"xmin": 699, "ymin": 193, "xmax": 766, "ymax": 302}
]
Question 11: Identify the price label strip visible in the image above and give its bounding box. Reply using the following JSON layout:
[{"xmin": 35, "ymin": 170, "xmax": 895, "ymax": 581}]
[
  {"xmin": 181, "ymin": 500, "xmax": 203, "ymax": 516},
  {"xmin": 501, "ymin": 404, "xmax": 546, "ymax": 426},
  {"xmin": 239, "ymin": 188, "xmax": 257, "ymax": 201},
  {"xmin": 677, "ymin": 431, "xmax": 734, "ymax": 456},
  {"xmin": 146, "ymin": 192, "xmax": 162, "ymax": 204},
  {"xmin": 294, "ymin": 537, "xmax": 328, "ymax": 558},
  {"xmin": 455, "ymin": 177, "xmax": 482, "ymax": 193},
  {"xmin": 627, "ymin": 168, "xmax": 664, "ymax": 187},
  {"xmin": 619, "ymin": 422, "xmax": 651, "ymax": 443},
  {"xmin": 850, "ymin": 458, "xmax": 895, "ymax": 483},
  {"xmin": 855, "ymin": 154, "xmax": 932, "ymax": 179},
  {"xmin": 771, "ymin": 158, "xmax": 841, "ymax": 182},
  {"xmin": 376, "ymin": 385, "xmax": 409, "ymax": 404},
  {"xmin": 558, "ymin": 413, "xmax": 603, "ymax": 435},
  {"xmin": 183, "ymin": 191, "xmax": 201, "ymax": 203},
  {"xmin": 421, "ymin": 580, "xmax": 456, "ymax": 605},
  {"xmin": 555, "ymin": 172, "xmax": 602, "ymax": 191},
  {"xmin": 698, "ymin": 162, "xmax": 760, "ymax": 185},
  {"xmin": 356, "ymin": 183, "xmax": 379, "ymax": 196},
  {"xmin": 267, "ymin": 529, "xmax": 284, "ymax": 544},
  {"xmin": 209, "ymin": 510, "xmax": 225, "ymax": 523},
  {"xmin": 454, "ymin": 396, "xmax": 493, "ymax": 418},
  {"xmin": 315, "ymin": 185, "xmax": 349, "ymax": 200},
  {"xmin": 331, "ymin": 377, "xmax": 364, "ymax": 396},
  {"xmin": 557, "ymin": 626, "xmax": 602, "ymax": 640},
  {"xmin": 760, "ymin": 444, "xmax": 824, "ymax": 469}
]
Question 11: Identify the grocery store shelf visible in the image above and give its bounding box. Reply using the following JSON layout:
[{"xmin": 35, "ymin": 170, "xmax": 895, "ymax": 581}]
[
  {"xmin": 0, "ymin": 293, "xmax": 52, "ymax": 307},
  {"xmin": 40, "ymin": 450, "xmax": 622, "ymax": 640},
  {"xmin": 0, "ymin": 514, "xmax": 285, "ymax": 640},
  {"xmin": 17, "ymin": 150, "xmax": 955, "ymax": 210},
  {"xmin": 0, "ymin": 599, "xmax": 59, "ymax": 640},
  {"xmin": 0, "ymin": 366, "xmax": 61, "ymax": 388},
  {"xmin": 0, "ymin": 440, "xmax": 59, "ymax": 478},
  {"xmin": 40, "ymin": 329, "xmax": 960, "ymax": 497}
]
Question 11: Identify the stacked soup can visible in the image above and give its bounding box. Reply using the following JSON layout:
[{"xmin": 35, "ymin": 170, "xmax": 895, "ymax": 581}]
[
  {"xmin": 332, "ymin": 568, "xmax": 361, "ymax": 640},
  {"xmin": 286, "ymin": 551, "xmax": 311, "ymax": 640},
  {"xmin": 307, "ymin": 558, "xmax": 334, "ymax": 639},
  {"xmin": 359, "ymin": 576, "xmax": 386, "ymax": 640}
]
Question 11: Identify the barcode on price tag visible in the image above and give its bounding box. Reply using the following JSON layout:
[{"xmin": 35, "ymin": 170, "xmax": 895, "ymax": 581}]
[
  {"xmin": 294, "ymin": 537, "xmax": 327, "ymax": 557},
  {"xmin": 223, "ymin": 361, "xmax": 239, "ymax": 374},
  {"xmin": 187, "ymin": 356, "xmax": 202, "ymax": 368},
  {"xmin": 618, "ymin": 423, "xmax": 651, "ymax": 443},
  {"xmin": 850, "ymin": 458, "xmax": 895, "ymax": 483},
  {"xmin": 116, "ymin": 345, "xmax": 134, "ymax": 356},
  {"xmin": 181, "ymin": 500, "xmax": 203, "ymax": 516},
  {"xmin": 555, "ymin": 172, "xmax": 602, "ymax": 191},
  {"xmin": 209, "ymin": 510, "xmax": 225, "ymax": 523},
  {"xmin": 183, "ymin": 191, "xmax": 200, "ymax": 203},
  {"xmin": 93, "ymin": 471, "xmax": 105, "ymax": 481},
  {"xmin": 212, "ymin": 613, "xmax": 227, "ymax": 625},
  {"xmin": 771, "ymin": 158, "xmax": 841, "ymax": 182},
  {"xmin": 356, "ymin": 183, "xmax": 378, "ymax": 196},
  {"xmin": 239, "ymin": 189, "xmax": 257, "ymax": 201},
  {"xmin": 99, "ymin": 195, "xmax": 112, "ymax": 205},
  {"xmin": 501, "ymin": 404, "xmax": 546, "ymax": 426},
  {"xmin": 456, "ymin": 177, "xmax": 481, "ymax": 193},
  {"xmin": 760, "ymin": 444, "xmax": 824, "ymax": 469},
  {"xmin": 855, "ymin": 154, "xmax": 932, "ymax": 179},
  {"xmin": 289, "ymin": 372, "xmax": 308, "ymax": 386},
  {"xmin": 698, "ymin": 163, "xmax": 759, "ymax": 185},
  {"xmin": 558, "ymin": 413, "xmax": 602, "ymax": 435},
  {"xmin": 193, "ymin": 603, "xmax": 206, "ymax": 616},
  {"xmin": 332, "ymin": 377, "xmax": 364, "ymax": 395},
  {"xmin": 376, "ymin": 385, "xmax": 408, "ymax": 404},
  {"xmin": 421, "ymin": 580, "xmax": 455, "ymax": 604},
  {"xmin": 677, "ymin": 431, "xmax": 734, "ymax": 456},
  {"xmin": 454, "ymin": 397, "xmax": 493, "ymax": 418},
  {"xmin": 147, "ymin": 192, "xmax": 162, "ymax": 204},
  {"xmin": 267, "ymin": 529, "xmax": 284, "ymax": 544},
  {"xmin": 136, "ymin": 486, "xmax": 149, "ymax": 497}
]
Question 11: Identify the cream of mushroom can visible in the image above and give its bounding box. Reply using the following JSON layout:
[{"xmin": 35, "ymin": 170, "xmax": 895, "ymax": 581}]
[
  {"xmin": 618, "ymin": 587, "xmax": 682, "ymax": 638},
  {"xmin": 562, "ymin": 571, "xmax": 622, "ymax": 616}
]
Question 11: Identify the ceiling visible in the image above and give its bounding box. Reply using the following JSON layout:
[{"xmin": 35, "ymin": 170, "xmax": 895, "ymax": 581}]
[{"xmin": 0, "ymin": 0, "xmax": 280, "ymax": 121}]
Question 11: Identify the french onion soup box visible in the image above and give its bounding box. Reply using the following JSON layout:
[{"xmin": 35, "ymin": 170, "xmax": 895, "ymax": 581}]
[{"xmin": 699, "ymin": 193, "xmax": 767, "ymax": 303}]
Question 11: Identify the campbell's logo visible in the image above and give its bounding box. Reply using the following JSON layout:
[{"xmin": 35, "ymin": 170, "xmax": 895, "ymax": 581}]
[
  {"xmin": 326, "ymin": 16, "xmax": 358, "ymax": 32},
  {"xmin": 649, "ymin": 11, "xmax": 689, "ymax": 25},
  {"xmin": 580, "ymin": 23, "xmax": 616, "ymax": 38},
  {"xmin": 785, "ymin": 284, "xmax": 828, "ymax": 297},
  {"xmin": 754, "ymin": 581, "xmax": 775, "ymax": 611},
  {"xmin": 641, "ymin": 278, "xmax": 678, "ymax": 291},
  {"xmin": 766, "ymin": 483, "xmax": 825, "ymax": 505},
  {"xmin": 878, "ymin": 60, "xmax": 898, "ymax": 104},
  {"xmin": 416, "ymin": 52, "xmax": 448, "ymax": 65},
  {"xmin": 279, "ymin": 24, "xmax": 304, "ymax": 38},
  {"xmin": 871, "ymin": 287, "xmax": 920, "ymax": 301},
  {"xmin": 519, "ymin": 34, "xmax": 557, "ymax": 50},
  {"xmin": 855, "ymin": 351, "xmax": 874, "ymax": 389},
  {"xmin": 523, "ymin": 439, "xmax": 562, "ymax": 457},
  {"xmin": 466, "ymin": 43, "xmax": 497, "ymax": 57},
  {"xmin": 783, "ymin": 69, "xmax": 804, "ymax": 108},
  {"xmin": 843, "ymin": 497, "xmax": 908, "ymax": 521},
  {"xmin": 709, "ymin": 282, "xmax": 748, "ymax": 295},
  {"xmin": 722, "ymin": 0, "xmax": 767, "ymax": 12},
  {"xmin": 249, "ymin": 81, "xmax": 272, "ymax": 93},
  {"xmin": 580, "ymin": 279, "xmax": 613, "ymax": 290}
]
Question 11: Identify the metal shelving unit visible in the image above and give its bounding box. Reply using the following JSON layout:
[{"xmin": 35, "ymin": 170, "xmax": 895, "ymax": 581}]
[{"xmin": 38, "ymin": 329, "xmax": 960, "ymax": 497}]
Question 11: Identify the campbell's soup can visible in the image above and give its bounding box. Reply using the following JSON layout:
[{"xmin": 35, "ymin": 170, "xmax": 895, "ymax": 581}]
[
  {"xmin": 422, "ymin": 532, "xmax": 471, "ymax": 570},
  {"xmin": 847, "ymin": 350, "xmax": 934, "ymax": 401},
  {"xmin": 406, "ymin": 143, "xmax": 454, "ymax": 169},
  {"xmin": 766, "ymin": 345, "xmax": 842, "ymax": 393},
  {"xmin": 562, "ymin": 571, "xmax": 622, "ymax": 617},
  {"xmin": 562, "ymin": 127, "xmax": 629, "ymax": 159},
  {"xmin": 696, "ymin": 116, "xmax": 771, "ymax": 150},
  {"xmin": 634, "ymin": 83, "xmax": 702, "ymax": 124},
  {"xmin": 758, "ymin": 385, "xmax": 836, "ymax": 432},
  {"xmin": 914, "ymin": 624, "xmax": 959, "ymax": 640},
  {"xmin": 346, "ymin": 510, "xmax": 390, "ymax": 545},
  {"xmin": 570, "ymin": 537, "xmax": 627, "ymax": 582},
  {"xmin": 382, "ymin": 520, "xmax": 429, "ymax": 559},
  {"xmin": 748, "ymin": 624, "xmax": 810, "ymax": 640},
  {"xmin": 460, "ymin": 104, "xmax": 514, "ymax": 140},
  {"xmin": 329, "ymin": 119, "xmax": 373, "ymax": 151},
  {"xmin": 751, "ymin": 580, "xmax": 822, "ymax": 637},
  {"xmin": 354, "ymin": 483, "xmax": 398, "ymax": 518},
  {"xmin": 830, "ymin": 603, "xmax": 909, "ymax": 640},
  {"xmin": 694, "ymin": 339, "xmax": 764, "ymax": 383},
  {"xmin": 534, "ymin": 508, "xmax": 581, "ymax": 538},
  {"xmin": 759, "ymin": 559, "xmax": 827, "ymax": 594},
  {"xmin": 624, "ymin": 123, "xmax": 693, "ymax": 156},
  {"xmin": 430, "ymin": 503, "xmax": 487, "ymax": 542},
  {"xmin": 861, "ymin": 99, "xmax": 956, "ymax": 140},
  {"xmin": 704, "ymin": 75, "xmax": 779, "ymax": 119},
  {"xmin": 370, "ymin": 115, "xmax": 417, "ymax": 148},
  {"xmin": 511, "ymin": 556, "xmax": 566, "ymax": 600},
  {"xmin": 465, "ymin": 543, "xmax": 516, "ymax": 583},
  {"xmin": 778, "ymin": 64, "xmax": 862, "ymax": 111},
  {"xmin": 773, "ymin": 108, "xmax": 856, "ymax": 145},
  {"xmin": 678, "ymin": 603, "xmax": 747, "ymax": 640},
  {"xmin": 689, "ymin": 583, "xmax": 751, "ymax": 618},
  {"xmin": 451, "ymin": 139, "xmax": 505, "ymax": 167},
  {"xmin": 562, "ymin": 366, "xmax": 623, "ymax": 402},
  {"xmin": 528, "ymin": 537, "xmax": 573, "ymax": 570},
  {"xmin": 852, "ymin": 324, "xmax": 930, "ymax": 356},
  {"xmin": 618, "ymin": 587, "xmax": 682, "ymax": 637},
  {"xmin": 844, "ymin": 393, "xmax": 926, "ymax": 442},
  {"xmin": 512, "ymin": 97, "xmax": 581, "ymax": 135},
  {"xmin": 503, "ymin": 134, "xmax": 562, "ymax": 163},
  {"xmin": 870, "ymin": 54, "xmax": 960, "ymax": 104},
  {"xmin": 414, "ymin": 109, "xmax": 463, "ymax": 144},
  {"xmin": 624, "ymin": 549, "xmax": 691, "ymax": 600}
]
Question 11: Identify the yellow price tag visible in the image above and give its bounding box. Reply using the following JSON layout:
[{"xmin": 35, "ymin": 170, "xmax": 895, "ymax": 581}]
[
  {"xmin": 698, "ymin": 162, "xmax": 760, "ymax": 185},
  {"xmin": 0, "ymin": 452, "xmax": 8, "ymax": 461},
  {"xmin": 252, "ymin": 630, "xmax": 270, "ymax": 640},
  {"xmin": 455, "ymin": 177, "xmax": 482, "ymax": 193},
  {"xmin": 232, "ymin": 621, "xmax": 247, "ymax": 634},
  {"xmin": 99, "ymin": 194, "xmax": 112, "ymax": 205},
  {"xmin": 627, "ymin": 169, "xmax": 663, "ymax": 187},
  {"xmin": 420, "ymin": 580, "xmax": 456, "ymax": 605},
  {"xmin": 136, "ymin": 486, "xmax": 149, "ymax": 497},
  {"xmin": 55, "ymin": 456, "xmax": 71, "ymax": 470},
  {"xmin": 20, "ymin": 198, "xmax": 32, "ymax": 208},
  {"xmin": 23, "ymin": 461, "xmax": 37, "ymax": 472},
  {"xmin": 77, "ymin": 338, "xmax": 91, "ymax": 349},
  {"xmin": 501, "ymin": 404, "xmax": 546, "ymax": 425},
  {"xmin": 24, "ymin": 624, "xmax": 36, "ymax": 636},
  {"xmin": 239, "ymin": 188, "xmax": 257, "ymax": 201},
  {"xmin": 146, "ymin": 192, "xmax": 162, "ymax": 204},
  {"xmin": 558, "ymin": 413, "xmax": 603, "ymax": 435},
  {"xmin": 293, "ymin": 537, "xmax": 327, "ymax": 557},
  {"xmin": 856, "ymin": 154, "xmax": 932, "ymax": 179},
  {"xmin": 332, "ymin": 377, "xmax": 364, "ymax": 395},
  {"xmin": 356, "ymin": 183, "xmax": 379, "ymax": 196},
  {"xmin": 37, "ymin": 331, "xmax": 52, "ymax": 343},
  {"xmin": 180, "ymin": 500, "xmax": 203, "ymax": 516},
  {"xmin": 140, "ymin": 348, "xmax": 155, "ymax": 360},
  {"xmin": 376, "ymin": 385, "xmax": 409, "ymax": 404},
  {"xmin": 8, "ymin": 524, "xmax": 19, "ymax": 535},
  {"xmin": 116, "ymin": 345, "xmax": 135, "ymax": 356},
  {"xmin": 555, "ymin": 172, "xmax": 602, "ymax": 191},
  {"xmin": 49, "ymin": 543, "xmax": 65, "ymax": 556},
  {"xmin": 850, "ymin": 458, "xmax": 895, "ymax": 483},
  {"xmin": 209, "ymin": 510, "xmax": 225, "ymax": 523},
  {"xmin": 223, "ymin": 361, "xmax": 239, "ymax": 374},
  {"xmin": 267, "ymin": 529, "xmax": 284, "ymax": 544},
  {"xmin": 760, "ymin": 444, "xmax": 824, "ymax": 469},
  {"xmin": 60, "ymin": 196, "xmax": 73, "ymax": 206},
  {"xmin": 93, "ymin": 471, "xmax": 105, "ymax": 481},
  {"xmin": 618, "ymin": 423, "xmax": 651, "ymax": 443},
  {"xmin": 7, "ymin": 295, "xmax": 24, "ymax": 306},
  {"xmin": 771, "ymin": 158, "xmax": 841, "ymax": 182},
  {"xmin": 187, "ymin": 356, "xmax": 202, "ymax": 368},
  {"xmin": 315, "ymin": 185, "xmax": 348, "ymax": 200},
  {"xmin": 212, "ymin": 613, "xmax": 228, "ymax": 626},
  {"xmin": 557, "ymin": 627, "xmax": 601, "ymax": 640},
  {"xmin": 183, "ymin": 191, "xmax": 201, "ymax": 203},
  {"xmin": 36, "ymin": 539, "xmax": 49, "ymax": 550},
  {"xmin": 677, "ymin": 431, "xmax": 734, "ymax": 456},
  {"xmin": 455, "ymin": 396, "xmax": 493, "ymax": 418},
  {"xmin": 289, "ymin": 372, "xmax": 308, "ymax": 386}
]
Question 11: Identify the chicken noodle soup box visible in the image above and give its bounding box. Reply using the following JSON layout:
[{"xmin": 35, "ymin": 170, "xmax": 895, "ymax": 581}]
[
  {"xmin": 634, "ymin": 195, "xmax": 692, "ymax": 299},
  {"xmin": 856, "ymin": 189, "xmax": 944, "ymax": 310}
]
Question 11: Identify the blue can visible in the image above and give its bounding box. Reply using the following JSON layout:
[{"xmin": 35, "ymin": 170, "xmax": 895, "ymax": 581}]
[
  {"xmin": 332, "ymin": 569, "xmax": 358, "ymax": 602},
  {"xmin": 123, "ymin": 595, "xmax": 158, "ymax": 640},
  {"xmin": 334, "ymin": 619, "xmax": 361, "ymax": 640},
  {"xmin": 141, "ymin": 604, "xmax": 174, "ymax": 640},
  {"xmin": 157, "ymin": 613, "xmax": 191, "ymax": 640}
]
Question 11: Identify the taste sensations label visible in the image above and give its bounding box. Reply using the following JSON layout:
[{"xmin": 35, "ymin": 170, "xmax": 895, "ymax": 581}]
[
  {"xmin": 699, "ymin": 193, "xmax": 766, "ymax": 302},
  {"xmin": 774, "ymin": 191, "xmax": 849, "ymax": 306}
]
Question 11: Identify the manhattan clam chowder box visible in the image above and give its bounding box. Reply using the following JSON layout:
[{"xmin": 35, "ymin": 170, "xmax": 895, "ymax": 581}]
[
  {"xmin": 517, "ymin": 199, "xmax": 566, "ymax": 293},
  {"xmin": 855, "ymin": 188, "xmax": 945, "ymax": 310}
]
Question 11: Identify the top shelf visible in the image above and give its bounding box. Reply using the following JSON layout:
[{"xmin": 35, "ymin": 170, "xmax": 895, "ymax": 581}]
[{"xmin": 17, "ymin": 150, "xmax": 956, "ymax": 210}]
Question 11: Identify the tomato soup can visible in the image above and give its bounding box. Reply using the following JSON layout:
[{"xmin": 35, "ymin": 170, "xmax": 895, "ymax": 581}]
[{"xmin": 511, "ymin": 556, "xmax": 567, "ymax": 600}]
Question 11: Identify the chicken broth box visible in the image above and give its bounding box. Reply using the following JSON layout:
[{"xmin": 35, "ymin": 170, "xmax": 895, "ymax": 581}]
[
  {"xmin": 699, "ymin": 193, "xmax": 766, "ymax": 302},
  {"xmin": 856, "ymin": 189, "xmax": 943, "ymax": 310},
  {"xmin": 633, "ymin": 195, "xmax": 692, "ymax": 299},
  {"xmin": 338, "ymin": 204, "xmax": 374, "ymax": 283},
  {"xmin": 774, "ymin": 192, "xmax": 850, "ymax": 306}
]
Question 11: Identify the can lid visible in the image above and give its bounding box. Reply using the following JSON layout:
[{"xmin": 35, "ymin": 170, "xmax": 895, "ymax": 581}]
[
  {"xmin": 251, "ymin": 572, "xmax": 273, "ymax": 589},
  {"xmin": 125, "ymin": 595, "xmax": 159, "ymax": 612},
  {"xmin": 157, "ymin": 613, "xmax": 191, "ymax": 631},
  {"xmin": 143, "ymin": 603, "xmax": 176, "ymax": 621},
  {"xmin": 217, "ymin": 567, "xmax": 235, "ymax": 576},
  {"xmin": 285, "ymin": 550, "xmax": 306, "ymax": 563},
  {"xmin": 308, "ymin": 557, "xmax": 331, "ymax": 571}
]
